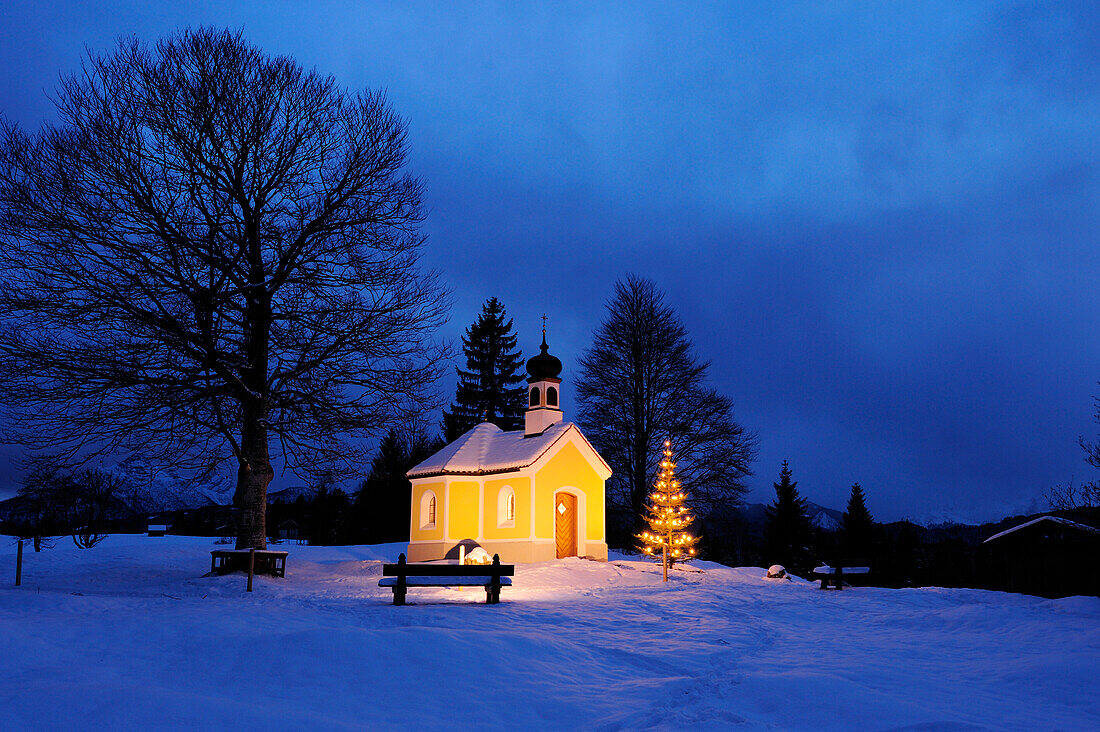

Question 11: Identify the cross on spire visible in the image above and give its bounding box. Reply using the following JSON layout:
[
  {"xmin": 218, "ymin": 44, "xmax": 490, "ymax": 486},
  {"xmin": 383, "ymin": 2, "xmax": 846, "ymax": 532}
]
[{"xmin": 541, "ymin": 313, "xmax": 548, "ymax": 346}]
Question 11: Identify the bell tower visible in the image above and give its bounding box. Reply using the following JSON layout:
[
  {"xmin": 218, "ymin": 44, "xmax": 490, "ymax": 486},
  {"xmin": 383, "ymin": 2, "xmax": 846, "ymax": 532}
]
[{"xmin": 525, "ymin": 316, "xmax": 564, "ymax": 436}]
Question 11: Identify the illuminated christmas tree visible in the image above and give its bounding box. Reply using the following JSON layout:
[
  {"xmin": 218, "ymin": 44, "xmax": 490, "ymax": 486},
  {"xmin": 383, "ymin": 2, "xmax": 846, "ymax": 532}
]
[{"xmin": 638, "ymin": 439, "xmax": 699, "ymax": 581}]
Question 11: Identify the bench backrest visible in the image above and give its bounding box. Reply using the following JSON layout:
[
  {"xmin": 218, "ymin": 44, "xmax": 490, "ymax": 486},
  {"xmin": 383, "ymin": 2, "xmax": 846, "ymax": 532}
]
[
  {"xmin": 210, "ymin": 549, "xmax": 289, "ymax": 557},
  {"xmin": 382, "ymin": 554, "xmax": 514, "ymax": 577}
]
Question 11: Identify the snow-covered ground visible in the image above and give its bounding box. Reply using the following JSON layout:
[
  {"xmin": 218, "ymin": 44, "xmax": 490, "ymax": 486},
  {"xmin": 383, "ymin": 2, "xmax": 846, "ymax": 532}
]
[{"xmin": 1, "ymin": 536, "xmax": 1097, "ymax": 731}]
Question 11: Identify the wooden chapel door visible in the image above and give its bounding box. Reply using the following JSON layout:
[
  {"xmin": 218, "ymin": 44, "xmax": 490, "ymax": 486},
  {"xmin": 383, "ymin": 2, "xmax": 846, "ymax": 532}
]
[{"xmin": 555, "ymin": 492, "xmax": 577, "ymax": 558}]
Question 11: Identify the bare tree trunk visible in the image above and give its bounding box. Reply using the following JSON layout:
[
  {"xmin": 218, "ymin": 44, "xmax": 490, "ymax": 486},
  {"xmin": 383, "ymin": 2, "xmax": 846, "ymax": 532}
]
[
  {"xmin": 235, "ymin": 232, "xmax": 273, "ymax": 549},
  {"xmin": 235, "ymin": 408, "xmax": 272, "ymax": 549}
]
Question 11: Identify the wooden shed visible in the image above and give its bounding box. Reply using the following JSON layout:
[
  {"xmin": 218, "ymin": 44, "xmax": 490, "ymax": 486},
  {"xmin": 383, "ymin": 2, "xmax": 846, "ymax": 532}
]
[
  {"xmin": 277, "ymin": 519, "xmax": 303, "ymax": 543},
  {"xmin": 982, "ymin": 516, "xmax": 1100, "ymax": 598}
]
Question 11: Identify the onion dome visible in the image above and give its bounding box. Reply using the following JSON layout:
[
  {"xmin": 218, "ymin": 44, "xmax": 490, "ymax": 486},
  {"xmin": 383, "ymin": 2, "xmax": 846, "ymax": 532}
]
[{"xmin": 526, "ymin": 331, "xmax": 562, "ymax": 380}]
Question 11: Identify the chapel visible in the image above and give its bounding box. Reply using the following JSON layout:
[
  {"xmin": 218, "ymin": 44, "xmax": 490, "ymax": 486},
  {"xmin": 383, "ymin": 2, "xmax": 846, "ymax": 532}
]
[{"xmin": 405, "ymin": 332, "xmax": 611, "ymax": 563}]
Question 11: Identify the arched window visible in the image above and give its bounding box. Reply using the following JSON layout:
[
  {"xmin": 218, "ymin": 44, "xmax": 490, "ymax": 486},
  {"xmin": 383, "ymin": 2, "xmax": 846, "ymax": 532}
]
[
  {"xmin": 546, "ymin": 386, "xmax": 558, "ymax": 407},
  {"xmin": 420, "ymin": 491, "xmax": 437, "ymax": 530},
  {"xmin": 497, "ymin": 486, "xmax": 516, "ymax": 528},
  {"xmin": 530, "ymin": 386, "xmax": 540, "ymax": 407}
]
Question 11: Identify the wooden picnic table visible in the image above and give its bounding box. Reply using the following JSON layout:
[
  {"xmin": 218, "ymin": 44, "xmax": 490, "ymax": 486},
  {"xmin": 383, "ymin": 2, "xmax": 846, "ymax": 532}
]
[
  {"xmin": 210, "ymin": 549, "xmax": 288, "ymax": 578},
  {"xmin": 812, "ymin": 563, "xmax": 870, "ymax": 590}
]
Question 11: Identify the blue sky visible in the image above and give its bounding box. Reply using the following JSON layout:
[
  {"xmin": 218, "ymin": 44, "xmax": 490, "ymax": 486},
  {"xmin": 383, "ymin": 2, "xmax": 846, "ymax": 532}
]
[{"xmin": 1, "ymin": 1, "xmax": 1098, "ymax": 521}]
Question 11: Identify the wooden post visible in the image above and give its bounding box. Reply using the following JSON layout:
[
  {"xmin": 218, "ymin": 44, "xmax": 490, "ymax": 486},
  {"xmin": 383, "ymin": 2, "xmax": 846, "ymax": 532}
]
[
  {"xmin": 394, "ymin": 554, "xmax": 407, "ymax": 606},
  {"xmin": 662, "ymin": 544, "xmax": 668, "ymax": 582},
  {"xmin": 247, "ymin": 548, "xmax": 255, "ymax": 592},
  {"xmin": 488, "ymin": 554, "xmax": 502, "ymax": 604},
  {"xmin": 15, "ymin": 538, "xmax": 23, "ymax": 587}
]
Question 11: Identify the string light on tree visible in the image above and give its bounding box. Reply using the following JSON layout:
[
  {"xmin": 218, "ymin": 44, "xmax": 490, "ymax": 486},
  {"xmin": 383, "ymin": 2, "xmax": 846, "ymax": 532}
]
[{"xmin": 638, "ymin": 439, "xmax": 699, "ymax": 581}]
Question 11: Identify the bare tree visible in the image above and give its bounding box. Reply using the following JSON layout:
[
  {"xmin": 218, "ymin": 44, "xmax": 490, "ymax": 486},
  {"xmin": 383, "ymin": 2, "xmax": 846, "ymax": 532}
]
[
  {"xmin": 66, "ymin": 469, "xmax": 124, "ymax": 549},
  {"xmin": 1072, "ymin": 388, "xmax": 1100, "ymax": 508},
  {"xmin": 15, "ymin": 461, "xmax": 65, "ymax": 551},
  {"xmin": 1047, "ymin": 387, "xmax": 1100, "ymax": 510},
  {"xmin": 15, "ymin": 463, "xmax": 122, "ymax": 549},
  {"xmin": 1046, "ymin": 480, "xmax": 1100, "ymax": 511},
  {"xmin": 575, "ymin": 275, "xmax": 757, "ymax": 547},
  {"xmin": 0, "ymin": 28, "xmax": 448, "ymax": 548}
]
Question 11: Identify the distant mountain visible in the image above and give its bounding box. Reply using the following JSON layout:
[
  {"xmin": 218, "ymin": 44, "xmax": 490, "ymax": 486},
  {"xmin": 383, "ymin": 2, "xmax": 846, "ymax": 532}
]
[
  {"xmin": 738, "ymin": 501, "xmax": 844, "ymax": 532},
  {"xmin": 266, "ymin": 485, "xmax": 316, "ymax": 504},
  {"xmin": 806, "ymin": 502, "xmax": 844, "ymax": 532},
  {"xmin": 107, "ymin": 456, "xmax": 234, "ymax": 513}
]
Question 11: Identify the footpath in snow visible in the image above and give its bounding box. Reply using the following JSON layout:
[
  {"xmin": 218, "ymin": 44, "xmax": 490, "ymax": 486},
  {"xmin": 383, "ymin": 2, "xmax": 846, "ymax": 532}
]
[{"xmin": 1, "ymin": 535, "xmax": 1098, "ymax": 731}]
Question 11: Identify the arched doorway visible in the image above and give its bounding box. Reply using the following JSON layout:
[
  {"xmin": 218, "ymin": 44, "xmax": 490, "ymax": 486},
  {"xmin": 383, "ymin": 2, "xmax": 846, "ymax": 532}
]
[{"xmin": 554, "ymin": 491, "xmax": 577, "ymax": 558}]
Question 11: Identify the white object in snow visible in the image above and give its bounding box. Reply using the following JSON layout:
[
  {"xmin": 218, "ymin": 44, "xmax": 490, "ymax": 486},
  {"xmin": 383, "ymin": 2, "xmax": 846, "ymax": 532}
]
[
  {"xmin": 463, "ymin": 547, "xmax": 492, "ymax": 565},
  {"xmin": 766, "ymin": 564, "xmax": 787, "ymax": 579}
]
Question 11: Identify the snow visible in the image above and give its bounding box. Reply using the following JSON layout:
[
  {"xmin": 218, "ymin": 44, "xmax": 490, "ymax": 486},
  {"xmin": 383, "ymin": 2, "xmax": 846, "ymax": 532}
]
[
  {"xmin": 462, "ymin": 546, "xmax": 492, "ymax": 564},
  {"xmin": 407, "ymin": 421, "xmax": 609, "ymax": 477},
  {"xmin": 2, "ymin": 535, "xmax": 1098, "ymax": 730},
  {"xmin": 814, "ymin": 565, "xmax": 871, "ymax": 574},
  {"xmin": 108, "ymin": 456, "xmax": 234, "ymax": 511},
  {"xmin": 983, "ymin": 515, "xmax": 1100, "ymax": 543}
]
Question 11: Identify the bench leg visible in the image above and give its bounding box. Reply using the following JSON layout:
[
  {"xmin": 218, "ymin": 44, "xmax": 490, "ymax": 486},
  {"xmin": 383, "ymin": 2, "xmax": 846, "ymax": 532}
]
[{"xmin": 393, "ymin": 587, "xmax": 406, "ymax": 606}]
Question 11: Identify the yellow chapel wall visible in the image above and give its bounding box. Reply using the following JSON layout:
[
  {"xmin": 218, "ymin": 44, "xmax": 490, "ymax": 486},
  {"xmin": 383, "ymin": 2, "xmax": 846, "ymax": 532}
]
[
  {"xmin": 409, "ymin": 480, "xmax": 444, "ymax": 542},
  {"xmin": 534, "ymin": 439, "xmax": 605, "ymax": 541},
  {"xmin": 481, "ymin": 476, "xmax": 532, "ymax": 541},
  {"xmin": 447, "ymin": 480, "xmax": 480, "ymax": 539}
]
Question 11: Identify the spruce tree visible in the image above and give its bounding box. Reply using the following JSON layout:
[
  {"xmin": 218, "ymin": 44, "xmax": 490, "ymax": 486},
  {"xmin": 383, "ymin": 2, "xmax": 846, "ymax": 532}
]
[
  {"xmin": 357, "ymin": 429, "xmax": 407, "ymax": 542},
  {"xmin": 762, "ymin": 461, "xmax": 814, "ymax": 573},
  {"xmin": 356, "ymin": 427, "xmax": 445, "ymax": 543},
  {"xmin": 840, "ymin": 482, "xmax": 876, "ymax": 558},
  {"xmin": 443, "ymin": 297, "xmax": 526, "ymax": 441}
]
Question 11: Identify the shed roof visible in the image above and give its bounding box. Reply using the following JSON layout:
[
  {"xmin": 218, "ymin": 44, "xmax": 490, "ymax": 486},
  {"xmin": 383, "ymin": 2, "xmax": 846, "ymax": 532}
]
[
  {"xmin": 983, "ymin": 515, "xmax": 1100, "ymax": 544},
  {"xmin": 407, "ymin": 421, "xmax": 610, "ymax": 478}
]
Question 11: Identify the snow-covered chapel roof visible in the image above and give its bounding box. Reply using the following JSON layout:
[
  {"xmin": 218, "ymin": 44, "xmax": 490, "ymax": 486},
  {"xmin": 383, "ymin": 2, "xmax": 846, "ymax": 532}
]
[{"xmin": 406, "ymin": 421, "xmax": 610, "ymax": 479}]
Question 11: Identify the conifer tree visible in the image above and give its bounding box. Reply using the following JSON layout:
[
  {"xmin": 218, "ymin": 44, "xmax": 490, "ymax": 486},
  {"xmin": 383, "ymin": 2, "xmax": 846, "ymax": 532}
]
[
  {"xmin": 762, "ymin": 461, "xmax": 814, "ymax": 573},
  {"xmin": 443, "ymin": 298, "xmax": 526, "ymax": 441},
  {"xmin": 639, "ymin": 440, "xmax": 699, "ymax": 581},
  {"xmin": 840, "ymin": 482, "xmax": 876, "ymax": 558},
  {"xmin": 355, "ymin": 426, "xmax": 444, "ymax": 542},
  {"xmin": 357, "ymin": 429, "xmax": 406, "ymax": 542}
]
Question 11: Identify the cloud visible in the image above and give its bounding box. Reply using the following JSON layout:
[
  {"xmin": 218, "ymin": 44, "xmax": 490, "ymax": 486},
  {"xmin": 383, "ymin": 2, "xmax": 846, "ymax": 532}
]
[{"xmin": 0, "ymin": 1, "xmax": 1097, "ymax": 520}]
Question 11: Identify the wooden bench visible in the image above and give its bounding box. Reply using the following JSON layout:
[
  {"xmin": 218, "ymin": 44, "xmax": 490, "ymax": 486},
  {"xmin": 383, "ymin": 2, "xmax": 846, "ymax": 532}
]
[
  {"xmin": 210, "ymin": 549, "xmax": 288, "ymax": 578},
  {"xmin": 379, "ymin": 553, "xmax": 514, "ymax": 605},
  {"xmin": 812, "ymin": 563, "xmax": 870, "ymax": 590}
]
